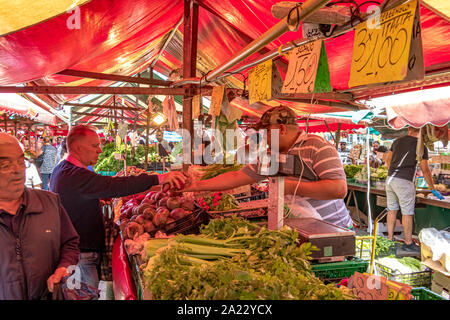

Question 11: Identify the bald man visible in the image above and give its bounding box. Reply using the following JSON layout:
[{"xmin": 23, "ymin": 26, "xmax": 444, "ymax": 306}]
[
  {"xmin": 0, "ymin": 133, "xmax": 80, "ymax": 300},
  {"xmin": 50, "ymin": 125, "xmax": 186, "ymax": 291}
]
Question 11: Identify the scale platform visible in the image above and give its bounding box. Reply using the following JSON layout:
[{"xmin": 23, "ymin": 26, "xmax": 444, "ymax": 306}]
[{"xmin": 285, "ymin": 218, "xmax": 356, "ymax": 263}]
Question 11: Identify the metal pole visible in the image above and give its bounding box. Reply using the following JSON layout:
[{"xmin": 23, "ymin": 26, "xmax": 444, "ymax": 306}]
[
  {"xmin": 205, "ymin": 0, "xmax": 330, "ymax": 82},
  {"xmin": 173, "ymin": 0, "xmax": 408, "ymax": 87},
  {"xmin": 151, "ymin": 15, "xmax": 184, "ymax": 69},
  {"xmin": 69, "ymin": 107, "xmax": 73, "ymax": 131},
  {"xmin": 182, "ymin": 0, "xmax": 198, "ymax": 171}
]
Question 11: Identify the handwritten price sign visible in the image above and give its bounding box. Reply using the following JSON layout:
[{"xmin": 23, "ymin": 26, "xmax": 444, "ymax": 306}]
[
  {"xmin": 248, "ymin": 60, "xmax": 273, "ymax": 105},
  {"xmin": 209, "ymin": 86, "xmax": 225, "ymax": 116},
  {"xmin": 281, "ymin": 39, "xmax": 331, "ymax": 94},
  {"xmin": 349, "ymin": 0, "xmax": 423, "ymax": 87}
]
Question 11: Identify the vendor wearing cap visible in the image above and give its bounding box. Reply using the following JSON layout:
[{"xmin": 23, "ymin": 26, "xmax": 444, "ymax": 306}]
[{"xmin": 183, "ymin": 106, "xmax": 353, "ymax": 229}]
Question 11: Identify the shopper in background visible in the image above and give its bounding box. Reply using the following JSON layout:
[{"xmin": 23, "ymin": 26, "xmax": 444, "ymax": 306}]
[
  {"xmin": 50, "ymin": 125, "xmax": 186, "ymax": 292},
  {"xmin": 156, "ymin": 130, "xmax": 171, "ymax": 155},
  {"xmin": 337, "ymin": 141, "xmax": 351, "ymax": 165},
  {"xmin": 39, "ymin": 136, "xmax": 57, "ymax": 190},
  {"xmin": 24, "ymin": 151, "xmax": 42, "ymax": 189},
  {"xmin": 56, "ymin": 137, "xmax": 67, "ymax": 164},
  {"xmin": 0, "ymin": 132, "xmax": 80, "ymax": 300},
  {"xmin": 384, "ymin": 127, "xmax": 439, "ymax": 253}
]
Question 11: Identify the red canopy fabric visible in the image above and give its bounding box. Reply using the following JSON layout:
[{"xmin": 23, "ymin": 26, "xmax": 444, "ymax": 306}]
[
  {"xmin": 386, "ymin": 98, "xmax": 450, "ymax": 129},
  {"xmin": 0, "ymin": 0, "xmax": 448, "ymax": 115},
  {"xmin": 0, "ymin": 94, "xmax": 57, "ymax": 125}
]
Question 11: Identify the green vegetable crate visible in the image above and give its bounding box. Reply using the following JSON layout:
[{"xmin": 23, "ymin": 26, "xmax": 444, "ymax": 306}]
[
  {"xmin": 311, "ymin": 257, "xmax": 369, "ymax": 284},
  {"xmin": 411, "ymin": 287, "xmax": 447, "ymax": 300},
  {"xmin": 375, "ymin": 262, "xmax": 432, "ymax": 288}
]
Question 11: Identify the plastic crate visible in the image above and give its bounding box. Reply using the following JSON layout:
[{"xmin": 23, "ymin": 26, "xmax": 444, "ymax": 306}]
[
  {"xmin": 311, "ymin": 257, "xmax": 369, "ymax": 283},
  {"xmin": 208, "ymin": 207, "xmax": 268, "ymax": 220},
  {"xmin": 375, "ymin": 262, "xmax": 432, "ymax": 288},
  {"xmin": 235, "ymin": 192, "xmax": 268, "ymax": 203},
  {"xmin": 355, "ymin": 237, "xmax": 398, "ymax": 261},
  {"xmin": 164, "ymin": 209, "xmax": 210, "ymax": 236},
  {"xmin": 411, "ymin": 287, "xmax": 447, "ymax": 300}
]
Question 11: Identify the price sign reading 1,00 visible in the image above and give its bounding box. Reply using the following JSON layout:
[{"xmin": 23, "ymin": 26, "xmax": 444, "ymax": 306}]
[{"xmin": 282, "ymin": 41, "xmax": 320, "ymax": 94}]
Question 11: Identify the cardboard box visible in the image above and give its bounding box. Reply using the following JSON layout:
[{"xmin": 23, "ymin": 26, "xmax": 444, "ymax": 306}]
[
  {"xmin": 421, "ymin": 243, "xmax": 450, "ymax": 273},
  {"xmin": 431, "ymin": 270, "xmax": 450, "ymax": 300}
]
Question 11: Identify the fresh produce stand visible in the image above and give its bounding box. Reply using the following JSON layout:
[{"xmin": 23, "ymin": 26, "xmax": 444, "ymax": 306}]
[
  {"xmin": 1, "ymin": 0, "xmax": 449, "ymax": 303},
  {"xmin": 346, "ymin": 180, "xmax": 450, "ymax": 235}
]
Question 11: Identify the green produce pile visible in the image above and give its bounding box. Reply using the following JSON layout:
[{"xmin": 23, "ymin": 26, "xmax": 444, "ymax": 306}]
[
  {"xmin": 199, "ymin": 164, "xmax": 244, "ymax": 180},
  {"xmin": 141, "ymin": 217, "xmax": 357, "ymax": 300},
  {"xmin": 377, "ymin": 256, "xmax": 424, "ymax": 274},
  {"xmin": 352, "ymin": 165, "xmax": 388, "ymax": 181},
  {"xmin": 356, "ymin": 236, "xmax": 398, "ymax": 259},
  {"xmin": 344, "ymin": 165, "xmax": 364, "ymax": 179},
  {"xmin": 370, "ymin": 166, "xmax": 388, "ymax": 180},
  {"xmin": 94, "ymin": 143, "xmax": 154, "ymax": 172},
  {"xmin": 197, "ymin": 192, "xmax": 239, "ymax": 211}
]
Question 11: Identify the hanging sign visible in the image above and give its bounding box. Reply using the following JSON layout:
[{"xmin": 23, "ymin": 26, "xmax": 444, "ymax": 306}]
[
  {"xmin": 302, "ymin": 22, "xmax": 327, "ymax": 39},
  {"xmin": 192, "ymin": 94, "xmax": 202, "ymax": 119},
  {"xmin": 281, "ymin": 39, "xmax": 331, "ymax": 94},
  {"xmin": 248, "ymin": 59, "xmax": 284, "ymax": 105},
  {"xmin": 248, "ymin": 60, "xmax": 272, "ymax": 105},
  {"xmin": 209, "ymin": 86, "xmax": 225, "ymax": 116},
  {"xmin": 348, "ymin": 0, "xmax": 423, "ymax": 87},
  {"xmin": 117, "ymin": 123, "xmax": 128, "ymax": 141}
]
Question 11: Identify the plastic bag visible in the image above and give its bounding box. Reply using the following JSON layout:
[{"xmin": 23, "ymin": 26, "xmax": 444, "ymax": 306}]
[
  {"xmin": 60, "ymin": 276, "xmax": 100, "ymax": 300},
  {"xmin": 285, "ymin": 195, "xmax": 322, "ymax": 220},
  {"xmin": 418, "ymin": 228, "xmax": 450, "ymax": 261}
]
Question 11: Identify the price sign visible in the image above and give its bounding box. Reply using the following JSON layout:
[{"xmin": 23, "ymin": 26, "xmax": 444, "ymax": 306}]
[
  {"xmin": 192, "ymin": 94, "xmax": 201, "ymax": 119},
  {"xmin": 281, "ymin": 39, "xmax": 331, "ymax": 94},
  {"xmin": 349, "ymin": 0, "xmax": 423, "ymax": 87},
  {"xmin": 209, "ymin": 86, "xmax": 225, "ymax": 116},
  {"xmin": 248, "ymin": 60, "xmax": 273, "ymax": 105},
  {"xmin": 348, "ymin": 272, "xmax": 389, "ymax": 300}
]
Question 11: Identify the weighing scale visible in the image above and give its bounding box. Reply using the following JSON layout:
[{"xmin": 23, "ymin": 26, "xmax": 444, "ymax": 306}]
[
  {"xmin": 258, "ymin": 153, "xmax": 356, "ymax": 262},
  {"xmin": 285, "ymin": 218, "xmax": 356, "ymax": 262}
]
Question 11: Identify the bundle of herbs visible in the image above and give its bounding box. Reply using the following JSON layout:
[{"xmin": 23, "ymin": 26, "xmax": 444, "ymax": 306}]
[{"xmin": 142, "ymin": 216, "xmax": 357, "ymax": 300}]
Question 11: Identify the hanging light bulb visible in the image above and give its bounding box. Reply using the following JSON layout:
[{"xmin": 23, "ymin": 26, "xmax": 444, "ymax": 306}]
[{"xmin": 152, "ymin": 113, "xmax": 166, "ymax": 126}]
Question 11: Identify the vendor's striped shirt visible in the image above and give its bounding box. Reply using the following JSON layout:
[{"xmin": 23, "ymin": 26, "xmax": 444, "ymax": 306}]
[{"xmin": 242, "ymin": 131, "xmax": 353, "ymax": 229}]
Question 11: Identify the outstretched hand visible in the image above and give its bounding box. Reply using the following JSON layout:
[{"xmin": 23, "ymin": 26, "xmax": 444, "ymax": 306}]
[{"xmin": 158, "ymin": 171, "xmax": 187, "ymax": 190}]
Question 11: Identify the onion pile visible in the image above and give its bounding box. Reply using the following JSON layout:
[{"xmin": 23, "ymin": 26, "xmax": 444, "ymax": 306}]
[{"xmin": 119, "ymin": 186, "xmax": 196, "ymax": 240}]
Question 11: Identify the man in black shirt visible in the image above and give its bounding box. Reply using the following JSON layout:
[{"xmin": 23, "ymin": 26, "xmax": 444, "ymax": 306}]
[
  {"xmin": 50, "ymin": 125, "xmax": 186, "ymax": 291},
  {"xmin": 384, "ymin": 127, "xmax": 435, "ymax": 252}
]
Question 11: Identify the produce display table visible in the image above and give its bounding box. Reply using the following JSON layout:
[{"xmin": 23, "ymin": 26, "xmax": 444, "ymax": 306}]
[{"xmin": 346, "ymin": 182, "xmax": 450, "ymax": 234}]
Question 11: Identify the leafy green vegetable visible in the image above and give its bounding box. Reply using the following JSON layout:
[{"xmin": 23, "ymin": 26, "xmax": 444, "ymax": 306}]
[
  {"xmin": 199, "ymin": 164, "xmax": 244, "ymax": 180},
  {"xmin": 143, "ymin": 217, "xmax": 357, "ymax": 300},
  {"xmin": 94, "ymin": 142, "xmax": 159, "ymax": 172},
  {"xmin": 344, "ymin": 165, "xmax": 364, "ymax": 179}
]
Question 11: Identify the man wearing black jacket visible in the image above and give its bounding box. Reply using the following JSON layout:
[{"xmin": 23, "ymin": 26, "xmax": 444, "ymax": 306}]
[
  {"xmin": 0, "ymin": 133, "xmax": 80, "ymax": 300},
  {"xmin": 50, "ymin": 125, "xmax": 186, "ymax": 291}
]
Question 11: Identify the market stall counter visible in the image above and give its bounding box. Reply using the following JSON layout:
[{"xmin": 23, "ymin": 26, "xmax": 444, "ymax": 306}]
[{"xmin": 345, "ymin": 181, "xmax": 450, "ymax": 235}]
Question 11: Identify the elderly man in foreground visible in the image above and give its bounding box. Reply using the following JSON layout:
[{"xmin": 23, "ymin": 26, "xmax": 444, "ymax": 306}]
[{"xmin": 0, "ymin": 132, "xmax": 80, "ymax": 300}]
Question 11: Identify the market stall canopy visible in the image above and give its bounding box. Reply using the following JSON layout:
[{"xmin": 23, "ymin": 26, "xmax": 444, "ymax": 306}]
[
  {"xmin": 366, "ymin": 86, "xmax": 450, "ymax": 129},
  {"xmin": 0, "ymin": 0, "xmax": 448, "ymax": 115},
  {"xmin": 0, "ymin": 93, "xmax": 57, "ymax": 125},
  {"xmin": 297, "ymin": 112, "xmax": 367, "ymax": 133}
]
